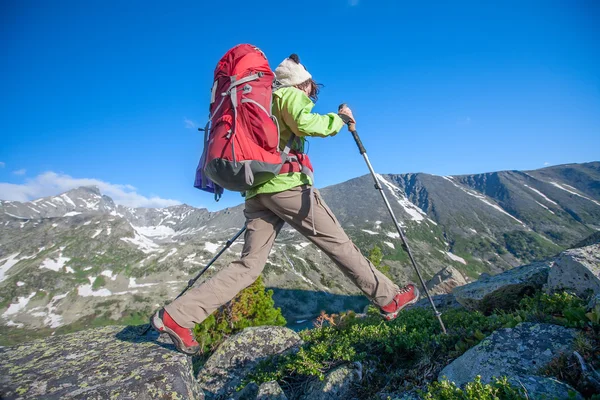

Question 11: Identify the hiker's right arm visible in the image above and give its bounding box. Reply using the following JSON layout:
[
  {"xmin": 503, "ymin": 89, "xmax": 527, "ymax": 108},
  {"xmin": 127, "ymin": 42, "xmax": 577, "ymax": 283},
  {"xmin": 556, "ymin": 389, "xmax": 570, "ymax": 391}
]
[{"xmin": 279, "ymin": 88, "xmax": 345, "ymax": 138}]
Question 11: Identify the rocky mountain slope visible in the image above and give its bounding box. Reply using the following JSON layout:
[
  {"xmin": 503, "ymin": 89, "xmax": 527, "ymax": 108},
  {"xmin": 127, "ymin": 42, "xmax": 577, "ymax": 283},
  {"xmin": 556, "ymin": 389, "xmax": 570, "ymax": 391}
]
[
  {"xmin": 0, "ymin": 162, "xmax": 598, "ymax": 343},
  {"xmin": 2, "ymin": 241, "xmax": 598, "ymax": 399}
]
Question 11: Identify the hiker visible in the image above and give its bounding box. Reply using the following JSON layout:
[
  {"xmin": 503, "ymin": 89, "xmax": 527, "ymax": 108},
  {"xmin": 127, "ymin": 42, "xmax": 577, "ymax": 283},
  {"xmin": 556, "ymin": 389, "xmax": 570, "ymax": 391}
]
[{"xmin": 152, "ymin": 54, "xmax": 420, "ymax": 354}]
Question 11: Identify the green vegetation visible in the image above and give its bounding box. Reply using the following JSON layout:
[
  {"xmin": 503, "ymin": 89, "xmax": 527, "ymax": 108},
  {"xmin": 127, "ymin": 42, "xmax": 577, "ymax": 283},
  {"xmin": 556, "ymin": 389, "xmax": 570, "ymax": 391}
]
[
  {"xmin": 421, "ymin": 376, "xmax": 526, "ymax": 399},
  {"xmin": 502, "ymin": 231, "xmax": 563, "ymax": 261},
  {"xmin": 193, "ymin": 275, "xmax": 286, "ymax": 355},
  {"xmin": 92, "ymin": 276, "xmax": 106, "ymax": 290},
  {"xmin": 369, "ymin": 245, "xmax": 393, "ymax": 280},
  {"xmin": 243, "ymin": 291, "xmax": 599, "ymax": 398}
]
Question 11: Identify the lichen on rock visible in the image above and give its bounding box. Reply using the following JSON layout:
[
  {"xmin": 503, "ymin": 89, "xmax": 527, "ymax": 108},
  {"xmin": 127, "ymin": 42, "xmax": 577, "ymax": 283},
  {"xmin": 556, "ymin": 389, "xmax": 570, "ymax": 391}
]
[
  {"xmin": 452, "ymin": 261, "xmax": 551, "ymax": 313},
  {"xmin": 438, "ymin": 322, "xmax": 582, "ymax": 399},
  {"xmin": 197, "ymin": 326, "xmax": 302, "ymax": 399},
  {"xmin": 0, "ymin": 325, "xmax": 203, "ymax": 399},
  {"xmin": 300, "ymin": 363, "xmax": 362, "ymax": 400}
]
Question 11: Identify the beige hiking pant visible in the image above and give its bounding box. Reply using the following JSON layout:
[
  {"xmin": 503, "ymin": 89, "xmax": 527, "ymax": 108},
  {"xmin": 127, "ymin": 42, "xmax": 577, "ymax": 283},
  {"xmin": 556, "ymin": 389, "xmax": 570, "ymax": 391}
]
[{"xmin": 165, "ymin": 185, "xmax": 400, "ymax": 328}]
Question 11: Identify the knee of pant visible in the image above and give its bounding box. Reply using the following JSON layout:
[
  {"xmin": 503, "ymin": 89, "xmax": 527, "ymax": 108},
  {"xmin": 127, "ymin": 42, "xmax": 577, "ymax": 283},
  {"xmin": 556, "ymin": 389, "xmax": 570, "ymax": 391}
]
[{"xmin": 237, "ymin": 258, "xmax": 264, "ymax": 279}]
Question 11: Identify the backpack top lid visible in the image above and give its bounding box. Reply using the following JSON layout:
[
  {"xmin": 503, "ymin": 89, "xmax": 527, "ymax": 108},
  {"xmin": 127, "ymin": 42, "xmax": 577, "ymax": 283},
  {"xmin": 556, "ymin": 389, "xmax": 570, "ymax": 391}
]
[{"xmin": 214, "ymin": 44, "xmax": 274, "ymax": 82}]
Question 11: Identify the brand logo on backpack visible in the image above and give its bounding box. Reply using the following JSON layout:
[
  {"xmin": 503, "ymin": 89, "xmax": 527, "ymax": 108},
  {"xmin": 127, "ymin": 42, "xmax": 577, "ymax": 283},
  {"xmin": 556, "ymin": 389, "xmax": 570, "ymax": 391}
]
[{"xmin": 194, "ymin": 44, "xmax": 299, "ymax": 201}]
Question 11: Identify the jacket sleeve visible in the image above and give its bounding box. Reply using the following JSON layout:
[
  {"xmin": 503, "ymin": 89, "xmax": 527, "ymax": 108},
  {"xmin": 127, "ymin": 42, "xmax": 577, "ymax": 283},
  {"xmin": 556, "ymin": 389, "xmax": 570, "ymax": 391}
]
[{"xmin": 277, "ymin": 88, "xmax": 345, "ymax": 138}]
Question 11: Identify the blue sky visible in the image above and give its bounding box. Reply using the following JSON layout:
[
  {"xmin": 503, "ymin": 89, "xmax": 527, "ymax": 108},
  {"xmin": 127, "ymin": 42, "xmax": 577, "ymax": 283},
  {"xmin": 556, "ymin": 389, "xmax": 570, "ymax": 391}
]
[{"xmin": 1, "ymin": 0, "xmax": 598, "ymax": 211}]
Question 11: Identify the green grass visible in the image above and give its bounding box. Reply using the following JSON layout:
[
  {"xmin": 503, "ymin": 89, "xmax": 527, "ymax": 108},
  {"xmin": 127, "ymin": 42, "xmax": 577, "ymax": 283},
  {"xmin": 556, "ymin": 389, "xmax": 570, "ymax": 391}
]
[
  {"xmin": 502, "ymin": 231, "xmax": 564, "ymax": 261},
  {"xmin": 244, "ymin": 291, "xmax": 599, "ymax": 399},
  {"xmin": 92, "ymin": 276, "xmax": 106, "ymax": 289}
]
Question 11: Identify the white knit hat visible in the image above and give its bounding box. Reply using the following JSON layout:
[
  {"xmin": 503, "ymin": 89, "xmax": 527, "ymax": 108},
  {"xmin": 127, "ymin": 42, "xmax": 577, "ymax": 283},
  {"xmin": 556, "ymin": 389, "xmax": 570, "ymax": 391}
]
[{"xmin": 274, "ymin": 54, "xmax": 312, "ymax": 87}]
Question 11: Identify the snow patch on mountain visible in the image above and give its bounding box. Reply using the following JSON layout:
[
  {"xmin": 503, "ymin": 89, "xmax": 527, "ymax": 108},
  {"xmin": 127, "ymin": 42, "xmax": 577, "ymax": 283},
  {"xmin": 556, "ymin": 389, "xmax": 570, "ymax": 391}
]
[
  {"xmin": 443, "ymin": 176, "xmax": 526, "ymax": 226},
  {"xmin": 524, "ymin": 184, "xmax": 558, "ymax": 206},
  {"xmin": 204, "ymin": 242, "xmax": 220, "ymax": 253},
  {"xmin": 282, "ymin": 251, "xmax": 317, "ymax": 288},
  {"xmin": 5, "ymin": 212, "xmax": 27, "ymax": 219},
  {"xmin": 384, "ymin": 241, "xmax": 395, "ymax": 249},
  {"xmin": 439, "ymin": 250, "xmax": 467, "ymax": 265},
  {"xmin": 386, "ymin": 231, "xmax": 400, "ymax": 239},
  {"xmin": 101, "ymin": 270, "xmax": 117, "ymax": 280},
  {"xmin": 550, "ymin": 181, "xmax": 600, "ymax": 206},
  {"xmin": 158, "ymin": 248, "xmax": 178, "ymax": 262},
  {"xmin": 80, "ymin": 196, "xmax": 100, "ymax": 210},
  {"xmin": 78, "ymin": 284, "xmax": 112, "ymax": 297},
  {"xmin": 129, "ymin": 278, "xmax": 158, "ymax": 288},
  {"xmin": 293, "ymin": 242, "xmax": 311, "ymax": 251},
  {"xmin": 1, "ymin": 253, "xmax": 33, "ymax": 282},
  {"xmin": 45, "ymin": 293, "xmax": 68, "ymax": 327},
  {"xmin": 64, "ymin": 211, "xmax": 82, "ymax": 217},
  {"xmin": 40, "ymin": 249, "xmax": 71, "ymax": 272},
  {"xmin": 376, "ymin": 174, "xmax": 426, "ymax": 222},
  {"xmin": 121, "ymin": 225, "xmax": 161, "ymax": 253},
  {"xmin": 134, "ymin": 225, "xmax": 176, "ymax": 239},
  {"xmin": 60, "ymin": 194, "xmax": 77, "ymax": 208},
  {"xmin": 362, "ymin": 229, "xmax": 379, "ymax": 235},
  {"xmin": 3, "ymin": 292, "xmax": 36, "ymax": 317},
  {"xmin": 535, "ymin": 201, "xmax": 555, "ymax": 214}
]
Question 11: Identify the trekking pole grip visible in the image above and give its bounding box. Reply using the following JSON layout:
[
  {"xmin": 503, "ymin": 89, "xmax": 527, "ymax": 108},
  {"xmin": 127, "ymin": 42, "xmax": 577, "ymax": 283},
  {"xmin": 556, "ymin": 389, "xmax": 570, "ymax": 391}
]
[{"xmin": 338, "ymin": 104, "xmax": 366, "ymax": 155}]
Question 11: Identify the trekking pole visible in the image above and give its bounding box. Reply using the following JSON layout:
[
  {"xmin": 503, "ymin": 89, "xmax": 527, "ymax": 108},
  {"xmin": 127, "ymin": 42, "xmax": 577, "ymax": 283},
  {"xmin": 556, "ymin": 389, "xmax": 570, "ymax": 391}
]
[
  {"xmin": 338, "ymin": 105, "xmax": 447, "ymax": 335},
  {"xmin": 140, "ymin": 225, "xmax": 247, "ymax": 336}
]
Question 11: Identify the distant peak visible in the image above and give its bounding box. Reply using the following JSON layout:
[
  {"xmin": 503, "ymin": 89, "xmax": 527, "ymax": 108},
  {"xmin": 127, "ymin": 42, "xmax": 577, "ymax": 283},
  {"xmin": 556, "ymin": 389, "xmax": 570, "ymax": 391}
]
[{"xmin": 65, "ymin": 186, "xmax": 102, "ymax": 196}]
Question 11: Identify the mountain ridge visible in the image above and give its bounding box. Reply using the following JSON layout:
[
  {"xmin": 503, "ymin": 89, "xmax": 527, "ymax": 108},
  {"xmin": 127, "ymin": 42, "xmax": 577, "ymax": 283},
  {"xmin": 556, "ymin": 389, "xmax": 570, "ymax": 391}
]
[{"xmin": 1, "ymin": 161, "xmax": 598, "ymax": 344}]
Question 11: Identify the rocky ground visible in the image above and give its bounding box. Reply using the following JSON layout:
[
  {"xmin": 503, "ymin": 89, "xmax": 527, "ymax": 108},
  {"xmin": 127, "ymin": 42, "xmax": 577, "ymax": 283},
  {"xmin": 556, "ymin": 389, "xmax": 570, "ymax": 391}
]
[{"xmin": 1, "ymin": 241, "xmax": 599, "ymax": 399}]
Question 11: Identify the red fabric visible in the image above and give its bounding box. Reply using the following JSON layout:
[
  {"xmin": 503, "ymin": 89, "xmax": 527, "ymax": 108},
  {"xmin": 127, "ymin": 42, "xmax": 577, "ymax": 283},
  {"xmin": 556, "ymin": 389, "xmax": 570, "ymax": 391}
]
[
  {"xmin": 381, "ymin": 284, "xmax": 418, "ymax": 313},
  {"xmin": 280, "ymin": 151, "xmax": 314, "ymax": 174},
  {"xmin": 205, "ymin": 44, "xmax": 282, "ymax": 166},
  {"xmin": 162, "ymin": 309, "xmax": 199, "ymax": 347}
]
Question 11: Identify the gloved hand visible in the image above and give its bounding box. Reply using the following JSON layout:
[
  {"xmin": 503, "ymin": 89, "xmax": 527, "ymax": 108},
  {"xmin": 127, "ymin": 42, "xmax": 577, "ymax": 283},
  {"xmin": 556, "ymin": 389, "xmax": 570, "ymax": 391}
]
[{"xmin": 338, "ymin": 104, "xmax": 356, "ymax": 131}]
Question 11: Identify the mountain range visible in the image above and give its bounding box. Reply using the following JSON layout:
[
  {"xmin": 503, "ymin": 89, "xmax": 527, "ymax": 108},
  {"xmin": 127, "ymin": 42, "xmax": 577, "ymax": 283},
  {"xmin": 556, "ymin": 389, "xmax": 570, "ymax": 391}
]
[{"xmin": 1, "ymin": 161, "xmax": 599, "ymax": 344}]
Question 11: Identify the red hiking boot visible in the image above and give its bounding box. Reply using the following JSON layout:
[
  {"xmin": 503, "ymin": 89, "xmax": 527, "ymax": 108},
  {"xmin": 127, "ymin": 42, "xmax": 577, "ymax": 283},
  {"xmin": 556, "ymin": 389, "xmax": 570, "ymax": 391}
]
[
  {"xmin": 380, "ymin": 284, "xmax": 420, "ymax": 321},
  {"xmin": 151, "ymin": 308, "xmax": 200, "ymax": 355}
]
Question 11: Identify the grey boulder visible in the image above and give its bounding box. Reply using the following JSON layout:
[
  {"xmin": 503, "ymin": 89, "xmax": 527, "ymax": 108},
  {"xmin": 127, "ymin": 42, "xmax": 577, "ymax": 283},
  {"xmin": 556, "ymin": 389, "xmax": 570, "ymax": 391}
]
[
  {"xmin": 515, "ymin": 375, "xmax": 583, "ymax": 400},
  {"xmin": 197, "ymin": 326, "xmax": 302, "ymax": 399},
  {"xmin": 0, "ymin": 325, "xmax": 203, "ymax": 400},
  {"xmin": 546, "ymin": 243, "xmax": 600, "ymax": 298},
  {"xmin": 410, "ymin": 293, "xmax": 463, "ymax": 311},
  {"xmin": 452, "ymin": 261, "xmax": 551, "ymax": 313},
  {"xmin": 257, "ymin": 381, "xmax": 287, "ymax": 400},
  {"xmin": 426, "ymin": 266, "xmax": 468, "ymax": 295},
  {"xmin": 300, "ymin": 363, "xmax": 362, "ymax": 400},
  {"xmin": 439, "ymin": 323, "xmax": 581, "ymax": 399}
]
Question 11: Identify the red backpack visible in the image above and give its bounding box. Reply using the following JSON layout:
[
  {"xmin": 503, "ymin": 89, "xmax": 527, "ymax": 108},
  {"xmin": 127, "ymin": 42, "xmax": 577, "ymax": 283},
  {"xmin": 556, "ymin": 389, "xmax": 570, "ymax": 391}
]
[{"xmin": 195, "ymin": 44, "xmax": 303, "ymax": 200}]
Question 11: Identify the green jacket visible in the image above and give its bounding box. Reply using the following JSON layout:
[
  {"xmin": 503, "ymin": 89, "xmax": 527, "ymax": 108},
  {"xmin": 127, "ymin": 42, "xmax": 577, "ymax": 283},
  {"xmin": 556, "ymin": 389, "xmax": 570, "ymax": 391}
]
[{"xmin": 245, "ymin": 87, "xmax": 345, "ymax": 199}]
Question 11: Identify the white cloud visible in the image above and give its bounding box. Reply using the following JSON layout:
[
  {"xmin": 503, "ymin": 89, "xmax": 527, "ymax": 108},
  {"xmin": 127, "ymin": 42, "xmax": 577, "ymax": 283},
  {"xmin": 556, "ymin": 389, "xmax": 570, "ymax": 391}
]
[
  {"xmin": 13, "ymin": 169, "xmax": 26, "ymax": 176},
  {"xmin": 184, "ymin": 118, "xmax": 197, "ymax": 129},
  {"xmin": 0, "ymin": 162, "xmax": 5, "ymax": 168},
  {"xmin": 544, "ymin": 162, "xmax": 550, "ymax": 166},
  {"xmin": 0, "ymin": 171, "xmax": 181, "ymax": 208}
]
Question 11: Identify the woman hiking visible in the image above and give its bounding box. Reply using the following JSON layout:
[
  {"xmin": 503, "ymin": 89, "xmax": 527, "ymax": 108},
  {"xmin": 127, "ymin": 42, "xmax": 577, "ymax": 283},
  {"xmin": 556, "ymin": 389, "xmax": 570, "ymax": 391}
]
[{"xmin": 152, "ymin": 54, "xmax": 420, "ymax": 355}]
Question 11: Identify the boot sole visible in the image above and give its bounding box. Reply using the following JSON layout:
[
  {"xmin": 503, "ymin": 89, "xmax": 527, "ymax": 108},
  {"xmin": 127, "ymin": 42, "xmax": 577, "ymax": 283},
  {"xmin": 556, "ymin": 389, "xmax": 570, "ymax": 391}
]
[
  {"xmin": 382, "ymin": 287, "xmax": 420, "ymax": 321},
  {"xmin": 151, "ymin": 312, "xmax": 199, "ymax": 355}
]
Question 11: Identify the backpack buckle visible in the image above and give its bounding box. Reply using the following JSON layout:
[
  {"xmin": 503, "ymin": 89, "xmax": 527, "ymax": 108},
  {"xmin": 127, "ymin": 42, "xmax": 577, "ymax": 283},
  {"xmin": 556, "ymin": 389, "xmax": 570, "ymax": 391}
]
[{"xmin": 242, "ymin": 84, "xmax": 252, "ymax": 94}]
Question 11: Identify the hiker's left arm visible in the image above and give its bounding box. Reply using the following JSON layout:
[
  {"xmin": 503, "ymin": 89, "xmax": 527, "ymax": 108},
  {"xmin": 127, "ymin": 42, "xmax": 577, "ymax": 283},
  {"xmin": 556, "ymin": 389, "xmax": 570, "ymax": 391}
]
[{"xmin": 280, "ymin": 90, "xmax": 345, "ymax": 138}]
